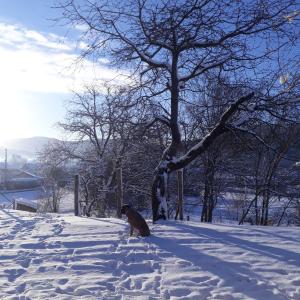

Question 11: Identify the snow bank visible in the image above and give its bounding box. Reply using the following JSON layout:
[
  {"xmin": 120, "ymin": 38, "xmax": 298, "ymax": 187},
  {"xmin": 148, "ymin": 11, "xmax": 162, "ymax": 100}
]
[
  {"xmin": 0, "ymin": 187, "xmax": 46, "ymax": 208},
  {"xmin": 0, "ymin": 209, "xmax": 299, "ymax": 299}
]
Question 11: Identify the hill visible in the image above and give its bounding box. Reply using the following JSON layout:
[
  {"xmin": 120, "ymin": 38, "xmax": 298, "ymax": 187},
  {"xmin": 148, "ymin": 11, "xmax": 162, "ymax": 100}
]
[
  {"xmin": 0, "ymin": 137, "xmax": 59, "ymax": 160},
  {"xmin": 0, "ymin": 209, "xmax": 299, "ymax": 299}
]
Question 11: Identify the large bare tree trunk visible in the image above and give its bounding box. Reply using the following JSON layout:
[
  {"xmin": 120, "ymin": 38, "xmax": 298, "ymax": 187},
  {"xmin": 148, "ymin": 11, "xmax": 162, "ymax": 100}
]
[
  {"xmin": 151, "ymin": 93, "xmax": 254, "ymax": 221},
  {"xmin": 151, "ymin": 167, "xmax": 168, "ymax": 221},
  {"xmin": 151, "ymin": 154, "xmax": 175, "ymax": 221}
]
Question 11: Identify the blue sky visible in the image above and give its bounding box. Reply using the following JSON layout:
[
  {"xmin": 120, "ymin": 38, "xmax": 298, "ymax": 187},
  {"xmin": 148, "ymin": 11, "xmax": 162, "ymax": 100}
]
[
  {"xmin": 0, "ymin": 1, "xmax": 119, "ymax": 142},
  {"xmin": 0, "ymin": 1, "xmax": 297, "ymax": 143}
]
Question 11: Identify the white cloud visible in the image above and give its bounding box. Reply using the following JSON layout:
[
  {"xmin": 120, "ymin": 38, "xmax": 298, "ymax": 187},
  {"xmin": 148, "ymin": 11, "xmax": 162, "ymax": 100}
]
[
  {"xmin": 0, "ymin": 21, "xmax": 126, "ymax": 141},
  {"xmin": 0, "ymin": 22, "xmax": 122, "ymax": 95},
  {"xmin": 74, "ymin": 24, "xmax": 90, "ymax": 32}
]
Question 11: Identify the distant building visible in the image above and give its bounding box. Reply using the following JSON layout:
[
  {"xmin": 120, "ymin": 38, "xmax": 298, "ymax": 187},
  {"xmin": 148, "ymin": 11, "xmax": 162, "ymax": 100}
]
[{"xmin": 0, "ymin": 168, "xmax": 43, "ymax": 190}]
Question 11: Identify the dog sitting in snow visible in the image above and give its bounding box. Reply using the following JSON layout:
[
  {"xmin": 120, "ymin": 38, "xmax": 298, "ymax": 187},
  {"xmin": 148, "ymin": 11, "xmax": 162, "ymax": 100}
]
[{"xmin": 121, "ymin": 205, "xmax": 150, "ymax": 237}]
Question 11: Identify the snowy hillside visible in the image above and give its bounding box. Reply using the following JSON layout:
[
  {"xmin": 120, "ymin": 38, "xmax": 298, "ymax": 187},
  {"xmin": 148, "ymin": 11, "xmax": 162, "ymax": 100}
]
[
  {"xmin": 0, "ymin": 137, "xmax": 59, "ymax": 160},
  {"xmin": 0, "ymin": 210, "xmax": 299, "ymax": 300}
]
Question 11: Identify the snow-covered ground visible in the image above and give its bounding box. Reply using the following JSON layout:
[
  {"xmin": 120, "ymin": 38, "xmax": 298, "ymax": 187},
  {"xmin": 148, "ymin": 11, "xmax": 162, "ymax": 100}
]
[
  {"xmin": 0, "ymin": 209, "xmax": 299, "ymax": 300},
  {"xmin": 0, "ymin": 187, "xmax": 46, "ymax": 208}
]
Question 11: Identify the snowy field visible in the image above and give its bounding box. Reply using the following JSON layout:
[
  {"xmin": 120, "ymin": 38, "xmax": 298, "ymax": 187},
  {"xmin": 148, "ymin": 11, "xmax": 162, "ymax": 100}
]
[
  {"xmin": 0, "ymin": 209, "xmax": 300, "ymax": 300},
  {"xmin": 0, "ymin": 188, "xmax": 46, "ymax": 208}
]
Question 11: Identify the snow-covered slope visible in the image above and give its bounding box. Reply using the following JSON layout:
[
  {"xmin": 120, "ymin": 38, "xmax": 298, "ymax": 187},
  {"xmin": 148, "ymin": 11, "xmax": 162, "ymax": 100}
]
[{"xmin": 0, "ymin": 209, "xmax": 299, "ymax": 299}]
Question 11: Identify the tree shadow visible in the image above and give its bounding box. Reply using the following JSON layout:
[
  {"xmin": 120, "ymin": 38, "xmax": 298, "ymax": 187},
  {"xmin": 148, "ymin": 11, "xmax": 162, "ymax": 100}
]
[
  {"xmin": 252, "ymin": 227, "xmax": 300, "ymax": 244},
  {"xmin": 80, "ymin": 216, "xmax": 127, "ymax": 228},
  {"xmin": 1, "ymin": 209, "xmax": 32, "ymax": 225},
  {"xmin": 174, "ymin": 222, "xmax": 300, "ymax": 268},
  {"xmin": 212, "ymin": 222, "xmax": 300, "ymax": 244},
  {"xmin": 150, "ymin": 222, "xmax": 298, "ymax": 299}
]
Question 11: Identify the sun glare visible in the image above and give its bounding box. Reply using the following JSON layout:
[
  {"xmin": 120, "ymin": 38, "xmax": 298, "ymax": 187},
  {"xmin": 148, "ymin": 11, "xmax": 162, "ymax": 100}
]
[{"xmin": 0, "ymin": 90, "xmax": 31, "ymax": 144}]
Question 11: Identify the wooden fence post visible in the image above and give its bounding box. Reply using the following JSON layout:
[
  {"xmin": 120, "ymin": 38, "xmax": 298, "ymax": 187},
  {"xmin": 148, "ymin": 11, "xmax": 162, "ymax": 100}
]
[
  {"xmin": 177, "ymin": 169, "xmax": 184, "ymax": 221},
  {"xmin": 116, "ymin": 168, "xmax": 123, "ymax": 218},
  {"xmin": 74, "ymin": 174, "xmax": 79, "ymax": 216}
]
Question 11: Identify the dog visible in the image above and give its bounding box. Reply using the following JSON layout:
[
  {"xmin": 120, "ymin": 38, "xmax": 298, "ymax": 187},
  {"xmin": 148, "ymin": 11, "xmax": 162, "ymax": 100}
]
[{"xmin": 121, "ymin": 205, "xmax": 150, "ymax": 237}]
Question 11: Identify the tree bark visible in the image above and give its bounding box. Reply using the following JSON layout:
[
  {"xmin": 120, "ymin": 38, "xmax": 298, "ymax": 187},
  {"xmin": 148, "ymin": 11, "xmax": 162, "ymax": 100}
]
[{"xmin": 151, "ymin": 168, "xmax": 168, "ymax": 221}]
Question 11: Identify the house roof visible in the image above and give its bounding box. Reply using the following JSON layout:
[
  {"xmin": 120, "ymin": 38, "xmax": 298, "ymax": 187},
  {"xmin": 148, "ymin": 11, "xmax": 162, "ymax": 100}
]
[
  {"xmin": 0, "ymin": 168, "xmax": 42, "ymax": 179},
  {"xmin": 0, "ymin": 187, "xmax": 47, "ymax": 205}
]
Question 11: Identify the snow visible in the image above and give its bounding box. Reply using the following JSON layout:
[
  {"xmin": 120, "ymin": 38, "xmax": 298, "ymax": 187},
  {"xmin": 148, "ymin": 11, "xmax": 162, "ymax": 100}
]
[
  {"xmin": 14, "ymin": 199, "xmax": 38, "ymax": 209},
  {"xmin": 0, "ymin": 209, "xmax": 300, "ymax": 299},
  {"xmin": 58, "ymin": 192, "xmax": 75, "ymax": 214},
  {"xmin": 0, "ymin": 187, "xmax": 46, "ymax": 207}
]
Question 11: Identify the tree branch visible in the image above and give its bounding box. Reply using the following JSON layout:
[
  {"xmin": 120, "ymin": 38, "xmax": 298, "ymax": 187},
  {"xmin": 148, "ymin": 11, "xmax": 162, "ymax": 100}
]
[{"xmin": 168, "ymin": 92, "xmax": 255, "ymax": 171}]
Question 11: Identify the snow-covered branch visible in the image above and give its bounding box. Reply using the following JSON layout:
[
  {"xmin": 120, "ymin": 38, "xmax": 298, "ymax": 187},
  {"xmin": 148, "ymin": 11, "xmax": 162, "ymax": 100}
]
[{"xmin": 168, "ymin": 92, "xmax": 255, "ymax": 171}]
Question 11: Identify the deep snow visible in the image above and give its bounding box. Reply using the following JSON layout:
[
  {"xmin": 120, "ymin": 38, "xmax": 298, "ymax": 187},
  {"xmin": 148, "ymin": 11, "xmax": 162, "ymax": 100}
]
[{"xmin": 0, "ymin": 209, "xmax": 299, "ymax": 299}]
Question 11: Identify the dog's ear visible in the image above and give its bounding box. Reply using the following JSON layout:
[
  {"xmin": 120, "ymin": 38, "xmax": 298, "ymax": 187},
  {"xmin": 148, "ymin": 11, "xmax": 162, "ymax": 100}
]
[
  {"xmin": 121, "ymin": 205, "xmax": 130, "ymax": 214},
  {"xmin": 121, "ymin": 206, "xmax": 126, "ymax": 214}
]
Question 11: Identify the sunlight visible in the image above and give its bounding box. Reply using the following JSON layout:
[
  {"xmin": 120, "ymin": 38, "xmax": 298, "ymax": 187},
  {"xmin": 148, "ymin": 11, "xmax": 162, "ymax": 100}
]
[
  {"xmin": 0, "ymin": 90, "xmax": 31, "ymax": 144},
  {"xmin": 0, "ymin": 21, "xmax": 124, "ymax": 143},
  {"xmin": 0, "ymin": 1, "xmax": 299, "ymax": 299},
  {"xmin": 279, "ymin": 74, "xmax": 289, "ymax": 85},
  {"xmin": 0, "ymin": 22, "xmax": 125, "ymax": 95}
]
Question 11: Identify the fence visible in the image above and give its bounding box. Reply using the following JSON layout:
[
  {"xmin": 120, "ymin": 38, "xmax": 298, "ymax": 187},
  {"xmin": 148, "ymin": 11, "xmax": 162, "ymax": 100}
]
[{"xmin": 73, "ymin": 168, "xmax": 186, "ymax": 220}]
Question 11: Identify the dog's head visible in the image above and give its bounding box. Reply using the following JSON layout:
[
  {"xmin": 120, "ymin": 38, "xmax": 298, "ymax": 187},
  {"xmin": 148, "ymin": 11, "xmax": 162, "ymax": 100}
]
[{"xmin": 121, "ymin": 204, "xmax": 131, "ymax": 215}]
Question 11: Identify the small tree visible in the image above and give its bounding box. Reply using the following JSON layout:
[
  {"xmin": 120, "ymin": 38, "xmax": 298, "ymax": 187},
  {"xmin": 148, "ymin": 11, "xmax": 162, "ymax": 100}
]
[
  {"xmin": 40, "ymin": 164, "xmax": 69, "ymax": 213},
  {"xmin": 41, "ymin": 83, "xmax": 152, "ymax": 216},
  {"xmin": 237, "ymin": 122, "xmax": 300, "ymax": 225}
]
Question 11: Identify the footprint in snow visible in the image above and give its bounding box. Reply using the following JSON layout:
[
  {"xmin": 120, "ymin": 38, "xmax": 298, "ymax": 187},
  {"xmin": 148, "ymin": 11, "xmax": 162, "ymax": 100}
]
[
  {"xmin": 4, "ymin": 268, "xmax": 27, "ymax": 282},
  {"xmin": 56, "ymin": 265, "xmax": 67, "ymax": 272},
  {"xmin": 175, "ymin": 260, "xmax": 193, "ymax": 268},
  {"xmin": 291, "ymin": 279, "xmax": 300, "ymax": 286},
  {"xmin": 57, "ymin": 278, "xmax": 69, "ymax": 285},
  {"xmin": 16, "ymin": 282, "xmax": 27, "ymax": 293},
  {"xmin": 52, "ymin": 224, "xmax": 64, "ymax": 235},
  {"xmin": 37, "ymin": 266, "xmax": 46, "ymax": 273},
  {"xmin": 32, "ymin": 258, "xmax": 43, "ymax": 265},
  {"xmin": 17, "ymin": 257, "xmax": 31, "ymax": 269}
]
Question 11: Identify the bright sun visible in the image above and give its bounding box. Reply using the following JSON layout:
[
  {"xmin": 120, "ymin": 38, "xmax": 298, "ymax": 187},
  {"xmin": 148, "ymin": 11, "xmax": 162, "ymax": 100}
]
[{"xmin": 0, "ymin": 90, "xmax": 31, "ymax": 144}]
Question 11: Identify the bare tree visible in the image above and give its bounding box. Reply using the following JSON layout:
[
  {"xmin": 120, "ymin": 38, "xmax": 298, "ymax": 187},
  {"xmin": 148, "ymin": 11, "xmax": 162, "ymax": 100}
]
[
  {"xmin": 180, "ymin": 79, "xmax": 238, "ymax": 222},
  {"xmin": 38, "ymin": 152, "xmax": 70, "ymax": 213},
  {"xmin": 238, "ymin": 122, "xmax": 300, "ymax": 225},
  {"xmin": 57, "ymin": 0, "xmax": 300, "ymax": 220},
  {"xmin": 42, "ymin": 83, "xmax": 154, "ymax": 216}
]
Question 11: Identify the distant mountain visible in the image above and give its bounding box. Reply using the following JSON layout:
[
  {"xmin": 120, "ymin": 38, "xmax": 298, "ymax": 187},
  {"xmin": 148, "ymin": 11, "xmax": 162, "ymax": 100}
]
[{"xmin": 0, "ymin": 137, "xmax": 59, "ymax": 160}]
